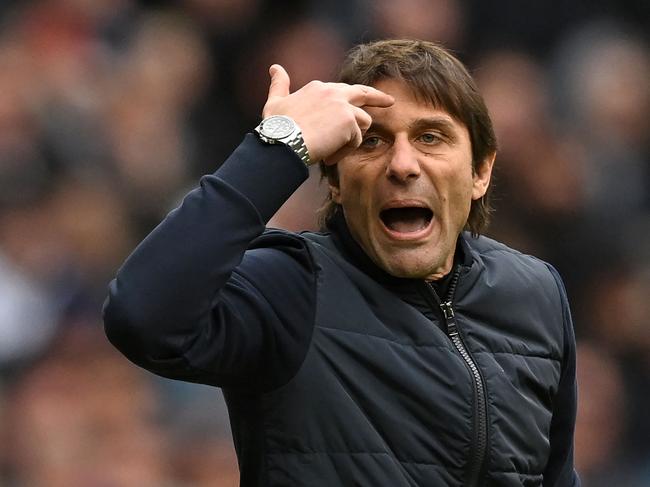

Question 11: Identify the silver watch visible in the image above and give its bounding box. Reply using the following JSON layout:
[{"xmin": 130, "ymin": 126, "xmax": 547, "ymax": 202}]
[{"xmin": 254, "ymin": 115, "xmax": 312, "ymax": 166}]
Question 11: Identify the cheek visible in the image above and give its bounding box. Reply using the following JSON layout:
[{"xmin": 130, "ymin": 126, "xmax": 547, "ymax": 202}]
[
  {"xmin": 338, "ymin": 165, "xmax": 374, "ymax": 205},
  {"xmin": 340, "ymin": 185, "xmax": 368, "ymax": 219},
  {"xmin": 338, "ymin": 176, "xmax": 378, "ymax": 230},
  {"xmin": 436, "ymin": 165, "xmax": 475, "ymax": 214},
  {"xmin": 449, "ymin": 179, "xmax": 474, "ymax": 219}
]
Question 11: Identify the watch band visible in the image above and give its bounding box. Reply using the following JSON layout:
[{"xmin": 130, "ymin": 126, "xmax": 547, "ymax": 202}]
[{"xmin": 285, "ymin": 133, "xmax": 311, "ymax": 166}]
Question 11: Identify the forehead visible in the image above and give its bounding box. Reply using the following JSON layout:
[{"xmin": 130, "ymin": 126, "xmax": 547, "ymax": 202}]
[{"xmin": 368, "ymin": 78, "xmax": 468, "ymax": 133}]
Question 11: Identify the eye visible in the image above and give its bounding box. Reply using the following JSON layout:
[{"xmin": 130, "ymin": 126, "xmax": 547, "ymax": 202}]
[
  {"xmin": 360, "ymin": 135, "xmax": 383, "ymax": 149},
  {"xmin": 418, "ymin": 132, "xmax": 441, "ymax": 144}
]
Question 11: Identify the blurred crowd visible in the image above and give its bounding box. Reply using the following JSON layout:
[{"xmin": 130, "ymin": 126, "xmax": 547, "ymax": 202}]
[{"xmin": 0, "ymin": 0, "xmax": 647, "ymax": 485}]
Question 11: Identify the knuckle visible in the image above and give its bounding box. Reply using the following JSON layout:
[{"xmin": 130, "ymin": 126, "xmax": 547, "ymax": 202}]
[
  {"xmin": 343, "ymin": 110, "xmax": 357, "ymax": 124},
  {"xmin": 303, "ymin": 80, "xmax": 322, "ymax": 93}
]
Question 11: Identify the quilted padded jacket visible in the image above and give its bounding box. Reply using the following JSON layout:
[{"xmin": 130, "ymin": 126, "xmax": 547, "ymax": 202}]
[{"xmin": 104, "ymin": 135, "xmax": 580, "ymax": 486}]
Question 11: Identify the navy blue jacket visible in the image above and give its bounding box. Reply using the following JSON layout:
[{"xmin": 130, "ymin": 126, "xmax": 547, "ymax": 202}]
[{"xmin": 104, "ymin": 135, "xmax": 580, "ymax": 486}]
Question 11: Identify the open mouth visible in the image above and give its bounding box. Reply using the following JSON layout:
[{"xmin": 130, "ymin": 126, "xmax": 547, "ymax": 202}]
[{"xmin": 380, "ymin": 207, "xmax": 434, "ymax": 234}]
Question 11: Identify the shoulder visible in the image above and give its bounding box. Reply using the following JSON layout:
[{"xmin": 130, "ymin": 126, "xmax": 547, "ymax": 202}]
[
  {"xmin": 461, "ymin": 234, "xmax": 571, "ymax": 359},
  {"xmin": 465, "ymin": 233, "xmax": 557, "ymax": 281},
  {"xmin": 238, "ymin": 228, "xmax": 316, "ymax": 277},
  {"xmin": 465, "ymin": 232, "xmax": 530, "ymax": 261},
  {"xmin": 236, "ymin": 228, "xmax": 342, "ymax": 288},
  {"xmin": 463, "ymin": 233, "xmax": 568, "ymax": 313}
]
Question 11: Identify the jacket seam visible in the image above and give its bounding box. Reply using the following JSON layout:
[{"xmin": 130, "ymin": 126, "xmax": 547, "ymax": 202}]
[
  {"xmin": 317, "ymin": 324, "xmax": 455, "ymax": 350},
  {"xmin": 474, "ymin": 350, "xmax": 561, "ymax": 361}
]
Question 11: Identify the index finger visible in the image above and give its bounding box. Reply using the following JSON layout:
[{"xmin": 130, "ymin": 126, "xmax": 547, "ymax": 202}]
[{"xmin": 347, "ymin": 84, "xmax": 395, "ymax": 108}]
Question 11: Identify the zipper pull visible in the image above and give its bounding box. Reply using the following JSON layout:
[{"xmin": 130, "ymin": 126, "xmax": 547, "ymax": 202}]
[
  {"xmin": 440, "ymin": 301, "xmax": 459, "ymax": 336},
  {"xmin": 440, "ymin": 300, "xmax": 455, "ymax": 320}
]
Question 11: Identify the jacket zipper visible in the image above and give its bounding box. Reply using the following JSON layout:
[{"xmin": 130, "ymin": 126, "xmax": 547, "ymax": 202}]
[{"xmin": 426, "ymin": 267, "xmax": 488, "ymax": 487}]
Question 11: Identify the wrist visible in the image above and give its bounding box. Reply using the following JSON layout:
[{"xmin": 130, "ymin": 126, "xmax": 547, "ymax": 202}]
[{"xmin": 254, "ymin": 115, "xmax": 312, "ymax": 166}]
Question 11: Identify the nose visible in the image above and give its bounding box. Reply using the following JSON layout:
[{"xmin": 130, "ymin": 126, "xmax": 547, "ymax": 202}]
[{"xmin": 386, "ymin": 137, "xmax": 421, "ymax": 183}]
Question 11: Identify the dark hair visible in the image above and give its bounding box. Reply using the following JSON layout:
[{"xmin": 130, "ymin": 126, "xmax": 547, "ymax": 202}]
[{"xmin": 319, "ymin": 39, "xmax": 497, "ymax": 236}]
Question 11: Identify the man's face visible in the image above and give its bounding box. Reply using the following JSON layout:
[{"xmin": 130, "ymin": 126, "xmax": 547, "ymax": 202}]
[{"xmin": 329, "ymin": 78, "xmax": 494, "ymax": 280}]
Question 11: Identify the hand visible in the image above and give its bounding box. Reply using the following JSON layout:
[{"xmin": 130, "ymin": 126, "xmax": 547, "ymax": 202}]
[{"xmin": 262, "ymin": 64, "xmax": 394, "ymax": 163}]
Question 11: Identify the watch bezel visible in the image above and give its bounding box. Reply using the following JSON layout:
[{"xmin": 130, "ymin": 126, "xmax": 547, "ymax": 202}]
[{"xmin": 259, "ymin": 115, "xmax": 297, "ymax": 141}]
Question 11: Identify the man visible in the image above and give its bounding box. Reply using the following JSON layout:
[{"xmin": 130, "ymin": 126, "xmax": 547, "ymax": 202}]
[{"xmin": 104, "ymin": 39, "xmax": 579, "ymax": 486}]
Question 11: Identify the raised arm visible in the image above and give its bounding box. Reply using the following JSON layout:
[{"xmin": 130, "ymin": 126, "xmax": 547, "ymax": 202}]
[{"xmin": 102, "ymin": 66, "xmax": 393, "ymax": 390}]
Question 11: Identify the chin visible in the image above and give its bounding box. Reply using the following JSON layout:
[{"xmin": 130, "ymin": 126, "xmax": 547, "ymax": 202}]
[{"xmin": 376, "ymin": 253, "xmax": 436, "ymax": 280}]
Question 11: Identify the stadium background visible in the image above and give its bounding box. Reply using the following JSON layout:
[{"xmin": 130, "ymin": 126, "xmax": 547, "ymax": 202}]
[{"xmin": 0, "ymin": 0, "xmax": 648, "ymax": 485}]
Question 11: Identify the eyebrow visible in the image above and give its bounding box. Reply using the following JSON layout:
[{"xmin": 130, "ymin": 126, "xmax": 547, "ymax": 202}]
[
  {"xmin": 368, "ymin": 116, "xmax": 460, "ymax": 141},
  {"xmin": 409, "ymin": 117, "xmax": 458, "ymax": 135}
]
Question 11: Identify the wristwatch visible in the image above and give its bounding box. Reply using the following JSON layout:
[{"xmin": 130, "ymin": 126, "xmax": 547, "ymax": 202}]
[{"xmin": 254, "ymin": 115, "xmax": 312, "ymax": 166}]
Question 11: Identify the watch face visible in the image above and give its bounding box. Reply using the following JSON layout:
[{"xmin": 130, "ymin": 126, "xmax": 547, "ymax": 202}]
[{"xmin": 262, "ymin": 116, "xmax": 295, "ymax": 139}]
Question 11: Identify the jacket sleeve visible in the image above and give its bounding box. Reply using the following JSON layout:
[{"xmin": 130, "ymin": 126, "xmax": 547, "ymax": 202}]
[
  {"xmin": 103, "ymin": 135, "xmax": 316, "ymax": 391},
  {"xmin": 543, "ymin": 265, "xmax": 581, "ymax": 487}
]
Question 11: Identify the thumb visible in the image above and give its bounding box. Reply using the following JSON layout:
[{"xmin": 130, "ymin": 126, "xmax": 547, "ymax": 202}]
[{"xmin": 267, "ymin": 64, "xmax": 290, "ymax": 99}]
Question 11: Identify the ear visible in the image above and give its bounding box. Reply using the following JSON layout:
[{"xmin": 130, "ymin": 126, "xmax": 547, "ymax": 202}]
[
  {"xmin": 329, "ymin": 177, "xmax": 341, "ymax": 203},
  {"xmin": 324, "ymin": 163, "xmax": 341, "ymax": 203},
  {"xmin": 472, "ymin": 151, "xmax": 496, "ymax": 200}
]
